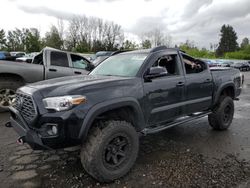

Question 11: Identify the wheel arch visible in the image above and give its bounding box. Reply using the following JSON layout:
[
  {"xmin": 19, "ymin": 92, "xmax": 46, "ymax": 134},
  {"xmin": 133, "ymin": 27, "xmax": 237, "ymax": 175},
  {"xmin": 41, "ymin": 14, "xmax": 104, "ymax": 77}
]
[
  {"xmin": 0, "ymin": 73, "xmax": 25, "ymax": 84},
  {"xmin": 78, "ymin": 97, "xmax": 145, "ymax": 141},
  {"xmin": 214, "ymin": 83, "xmax": 235, "ymax": 105}
]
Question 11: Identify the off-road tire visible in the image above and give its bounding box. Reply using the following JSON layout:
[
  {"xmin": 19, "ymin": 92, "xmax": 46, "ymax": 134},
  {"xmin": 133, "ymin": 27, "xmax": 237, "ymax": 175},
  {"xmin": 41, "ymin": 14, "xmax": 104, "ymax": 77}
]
[
  {"xmin": 0, "ymin": 77, "xmax": 24, "ymax": 112},
  {"xmin": 208, "ymin": 96, "xmax": 234, "ymax": 130},
  {"xmin": 80, "ymin": 120, "xmax": 139, "ymax": 182}
]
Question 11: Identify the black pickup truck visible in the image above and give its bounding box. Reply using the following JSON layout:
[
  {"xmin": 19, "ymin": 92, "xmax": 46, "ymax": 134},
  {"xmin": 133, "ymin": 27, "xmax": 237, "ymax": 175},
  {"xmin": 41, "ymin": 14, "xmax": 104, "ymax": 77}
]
[
  {"xmin": 8, "ymin": 46, "xmax": 243, "ymax": 182},
  {"xmin": 0, "ymin": 47, "xmax": 94, "ymax": 112}
]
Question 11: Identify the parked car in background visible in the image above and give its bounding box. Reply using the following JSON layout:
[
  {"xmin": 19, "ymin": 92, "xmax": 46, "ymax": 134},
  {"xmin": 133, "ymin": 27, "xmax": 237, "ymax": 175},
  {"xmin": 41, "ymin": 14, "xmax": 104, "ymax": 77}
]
[
  {"xmin": 0, "ymin": 51, "xmax": 15, "ymax": 60},
  {"xmin": 10, "ymin": 51, "xmax": 26, "ymax": 58},
  {"xmin": 231, "ymin": 62, "xmax": 250, "ymax": 71},
  {"xmin": 221, "ymin": 61, "xmax": 234, "ymax": 67},
  {"xmin": 92, "ymin": 51, "xmax": 126, "ymax": 66},
  {"xmin": 0, "ymin": 47, "xmax": 94, "ymax": 112},
  {"xmin": 201, "ymin": 59, "xmax": 219, "ymax": 67},
  {"xmin": 16, "ymin": 52, "xmax": 39, "ymax": 63},
  {"xmin": 90, "ymin": 51, "xmax": 115, "ymax": 62}
]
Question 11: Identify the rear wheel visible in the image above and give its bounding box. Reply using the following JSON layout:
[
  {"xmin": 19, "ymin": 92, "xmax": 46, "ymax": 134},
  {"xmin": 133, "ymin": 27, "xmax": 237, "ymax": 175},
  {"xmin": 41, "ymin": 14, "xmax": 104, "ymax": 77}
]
[
  {"xmin": 208, "ymin": 96, "xmax": 234, "ymax": 130},
  {"xmin": 80, "ymin": 120, "xmax": 139, "ymax": 182},
  {"xmin": 0, "ymin": 77, "xmax": 23, "ymax": 112}
]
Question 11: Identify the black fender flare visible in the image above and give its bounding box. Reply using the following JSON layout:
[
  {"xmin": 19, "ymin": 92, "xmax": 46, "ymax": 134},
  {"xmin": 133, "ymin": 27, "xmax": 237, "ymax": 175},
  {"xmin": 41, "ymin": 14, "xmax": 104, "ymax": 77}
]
[
  {"xmin": 213, "ymin": 82, "xmax": 235, "ymax": 105},
  {"xmin": 78, "ymin": 97, "xmax": 145, "ymax": 140}
]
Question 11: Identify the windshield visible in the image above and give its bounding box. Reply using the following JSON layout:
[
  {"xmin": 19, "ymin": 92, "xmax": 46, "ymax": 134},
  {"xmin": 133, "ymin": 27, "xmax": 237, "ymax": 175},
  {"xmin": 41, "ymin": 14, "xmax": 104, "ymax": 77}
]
[{"xmin": 90, "ymin": 53, "xmax": 148, "ymax": 77}]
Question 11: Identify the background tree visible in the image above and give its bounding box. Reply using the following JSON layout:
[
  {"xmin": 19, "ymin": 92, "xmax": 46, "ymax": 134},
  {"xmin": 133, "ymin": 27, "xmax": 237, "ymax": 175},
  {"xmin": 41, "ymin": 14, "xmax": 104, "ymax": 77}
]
[
  {"xmin": 25, "ymin": 28, "xmax": 42, "ymax": 52},
  {"xmin": 179, "ymin": 40, "xmax": 215, "ymax": 59},
  {"xmin": 141, "ymin": 39, "xmax": 152, "ymax": 49},
  {"xmin": 43, "ymin": 25, "xmax": 63, "ymax": 49},
  {"xmin": 216, "ymin": 24, "xmax": 238, "ymax": 57},
  {"xmin": 121, "ymin": 40, "xmax": 137, "ymax": 50},
  {"xmin": 0, "ymin": 29, "xmax": 6, "ymax": 50},
  {"xmin": 140, "ymin": 29, "xmax": 172, "ymax": 48},
  {"xmin": 240, "ymin": 37, "xmax": 249, "ymax": 49},
  {"xmin": 6, "ymin": 28, "xmax": 25, "ymax": 51},
  {"xmin": 65, "ymin": 16, "xmax": 124, "ymax": 52}
]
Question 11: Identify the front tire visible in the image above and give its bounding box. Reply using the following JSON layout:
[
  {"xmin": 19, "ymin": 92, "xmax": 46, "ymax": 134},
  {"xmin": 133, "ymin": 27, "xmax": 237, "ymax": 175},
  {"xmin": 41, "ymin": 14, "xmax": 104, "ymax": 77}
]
[
  {"xmin": 80, "ymin": 121, "xmax": 139, "ymax": 182},
  {"xmin": 0, "ymin": 77, "xmax": 23, "ymax": 112},
  {"xmin": 208, "ymin": 96, "xmax": 234, "ymax": 130}
]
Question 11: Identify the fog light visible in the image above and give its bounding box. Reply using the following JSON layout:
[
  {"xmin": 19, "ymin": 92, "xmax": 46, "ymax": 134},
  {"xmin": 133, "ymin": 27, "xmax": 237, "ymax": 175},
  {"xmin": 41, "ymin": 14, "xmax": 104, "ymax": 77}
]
[
  {"xmin": 52, "ymin": 125, "xmax": 58, "ymax": 135},
  {"xmin": 47, "ymin": 124, "xmax": 58, "ymax": 136}
]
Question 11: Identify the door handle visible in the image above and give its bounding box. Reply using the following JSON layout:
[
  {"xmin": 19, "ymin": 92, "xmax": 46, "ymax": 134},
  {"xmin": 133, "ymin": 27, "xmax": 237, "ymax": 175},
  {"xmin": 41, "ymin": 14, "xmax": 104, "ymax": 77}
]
[
  {"xmin": 204, "ymin": 79, "xmax": 211, "ymax": 83},
  {"xmin": 176, "ymin": 82, "xmax": 184, "ymax": 87},
  {"xmin": 49, "ymin": 68, "xmax": 57, "ymax": 72},
  {"xmin": 74, "ymin": 71, "xmax": 82, "ymax": 74}
]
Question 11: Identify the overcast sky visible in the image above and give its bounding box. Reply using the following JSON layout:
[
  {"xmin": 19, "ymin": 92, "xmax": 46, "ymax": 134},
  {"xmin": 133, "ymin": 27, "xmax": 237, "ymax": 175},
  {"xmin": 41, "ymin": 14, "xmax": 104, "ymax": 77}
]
[{"xmin": 1, "ymin": 0, "xmax": 250, "ymax": 48}]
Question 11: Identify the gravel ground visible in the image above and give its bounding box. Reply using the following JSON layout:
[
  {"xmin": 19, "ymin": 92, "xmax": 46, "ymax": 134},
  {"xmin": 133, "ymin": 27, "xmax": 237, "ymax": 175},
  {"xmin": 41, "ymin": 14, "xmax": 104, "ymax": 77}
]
[{"xmin": 1, "ymin": 72, "xmax": 250, "ymax": 188}]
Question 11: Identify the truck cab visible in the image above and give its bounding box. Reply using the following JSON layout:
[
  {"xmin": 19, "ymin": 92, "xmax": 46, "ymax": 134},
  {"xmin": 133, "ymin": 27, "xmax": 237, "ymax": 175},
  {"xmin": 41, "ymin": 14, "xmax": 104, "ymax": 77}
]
[{"xmin": 33, "ymin": 47, "xmax": 94, "ymax": 80}]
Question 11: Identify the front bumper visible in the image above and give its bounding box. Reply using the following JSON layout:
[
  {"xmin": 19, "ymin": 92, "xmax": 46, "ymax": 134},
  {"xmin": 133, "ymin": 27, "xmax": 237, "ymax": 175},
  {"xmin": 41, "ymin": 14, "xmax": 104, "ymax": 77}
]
[
  {"xmin": 9, "ymin": 106, "xmax": 83, "ymax": 150},
  {"xmin": 10, "ymin": 107, "xmax": 49, "ymax": 150}
]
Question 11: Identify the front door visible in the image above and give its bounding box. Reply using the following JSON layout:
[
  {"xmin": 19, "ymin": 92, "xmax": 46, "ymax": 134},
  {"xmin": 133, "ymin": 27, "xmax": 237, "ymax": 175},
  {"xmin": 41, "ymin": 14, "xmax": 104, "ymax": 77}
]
[
  {"xmin": 143, "ymin": 53, "xmax": 185, "ymax": 126},
  {"xmin": 70, "ymin": 54, "xmax": 91, "ymax": 75}
]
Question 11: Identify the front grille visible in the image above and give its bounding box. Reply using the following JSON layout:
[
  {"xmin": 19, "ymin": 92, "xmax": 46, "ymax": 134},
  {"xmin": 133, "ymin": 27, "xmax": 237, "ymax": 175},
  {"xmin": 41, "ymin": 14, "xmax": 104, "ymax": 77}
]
[{"xmin": 13, "ymin": 92, "xmax": 37, "ymax": 125}]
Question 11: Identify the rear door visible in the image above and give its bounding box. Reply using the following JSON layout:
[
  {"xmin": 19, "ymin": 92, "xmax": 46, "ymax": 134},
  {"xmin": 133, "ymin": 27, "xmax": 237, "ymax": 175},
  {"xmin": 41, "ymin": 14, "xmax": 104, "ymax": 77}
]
[
  {"xmin": 181, "ymin": 54, "xmax": 213, "ymax": 114},
  {"xmin": 45, "ymin": 51, "xmax": 73, "ymax": 79},
  {"xmin": 69, "ymin": 54, "xmax": 91, "ymax": 75}
]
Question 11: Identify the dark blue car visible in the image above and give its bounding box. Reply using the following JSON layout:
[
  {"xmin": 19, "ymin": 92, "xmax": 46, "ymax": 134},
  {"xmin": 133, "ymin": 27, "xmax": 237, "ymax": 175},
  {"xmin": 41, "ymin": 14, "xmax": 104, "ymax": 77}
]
[{"xmin": 0, "ymin": 51, "xmax": 12, "ymax": 60}]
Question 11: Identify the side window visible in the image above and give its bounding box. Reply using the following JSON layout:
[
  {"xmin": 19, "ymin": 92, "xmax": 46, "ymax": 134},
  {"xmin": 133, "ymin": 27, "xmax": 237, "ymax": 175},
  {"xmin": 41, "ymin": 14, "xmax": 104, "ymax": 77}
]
[
  {"xmin": 50, "ymin": 51, "xmax": 69, "ymax": 67},
  {"xmin": 182, "ymin": 55, "xmax": 206, "ymax": 74},
  {"xmin": 32, "ymin": 53, "xmax": 43, "ymax": 65},
  {"xmin": 71, "ymin": 54, "xmax": 88, "ymax": 69},
  {"xmin": 152, "ymin": 54, "xmax": 180, "ymax": 76}
]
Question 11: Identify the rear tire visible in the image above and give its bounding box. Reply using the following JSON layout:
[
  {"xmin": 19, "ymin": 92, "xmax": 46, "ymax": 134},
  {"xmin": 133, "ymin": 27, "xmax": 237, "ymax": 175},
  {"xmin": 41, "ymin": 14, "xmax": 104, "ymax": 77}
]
[
  {"xmin": 208, "ymin": 96, "xmax": 234, "ymax": 130},
  {"xmin": 0, "ymin": 77, "xmax": 24, "ymax": 112},
  {"xmin": 80, "ymin": 120, "xmax": 139, "ymax": 182}
]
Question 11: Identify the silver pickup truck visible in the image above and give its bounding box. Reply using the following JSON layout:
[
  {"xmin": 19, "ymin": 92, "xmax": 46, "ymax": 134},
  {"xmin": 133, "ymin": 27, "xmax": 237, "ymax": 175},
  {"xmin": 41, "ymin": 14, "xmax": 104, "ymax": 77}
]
[{"xmin": 0, "ymin": 47, "xmax": 94, "ymax": 111}]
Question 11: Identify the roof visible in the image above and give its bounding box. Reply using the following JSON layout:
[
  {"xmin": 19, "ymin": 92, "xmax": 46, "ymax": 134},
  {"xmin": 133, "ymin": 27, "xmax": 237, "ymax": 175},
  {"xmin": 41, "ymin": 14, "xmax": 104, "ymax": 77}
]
[{"xmin": 120, "ymin": 46, "xmax": 179, "ymax": 55}]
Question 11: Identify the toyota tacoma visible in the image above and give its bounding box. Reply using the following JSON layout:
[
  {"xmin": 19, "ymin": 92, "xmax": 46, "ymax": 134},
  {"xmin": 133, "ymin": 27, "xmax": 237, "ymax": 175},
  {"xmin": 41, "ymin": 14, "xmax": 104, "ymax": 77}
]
[{"xmin": 8, "ymin": 46, "xmax": 243, "ymax": 182}]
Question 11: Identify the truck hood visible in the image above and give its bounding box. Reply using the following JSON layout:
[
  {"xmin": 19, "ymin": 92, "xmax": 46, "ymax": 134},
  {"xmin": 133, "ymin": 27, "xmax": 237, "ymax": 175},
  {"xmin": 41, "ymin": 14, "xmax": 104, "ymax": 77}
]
[{"xmin": 27, "ymin": 75, "xmax": 136, "ymax": 97}]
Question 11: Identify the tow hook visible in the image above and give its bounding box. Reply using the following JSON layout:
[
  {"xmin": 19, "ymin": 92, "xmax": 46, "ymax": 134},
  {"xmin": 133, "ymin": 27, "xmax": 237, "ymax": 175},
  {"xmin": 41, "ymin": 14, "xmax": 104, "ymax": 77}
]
[
  {"xmin": 5, "ymin": 122, "xmax": 12, "ymax": 128},
  {"xmin": 17, "ymin": 137, "xmax": 25, "ymax": 145}
]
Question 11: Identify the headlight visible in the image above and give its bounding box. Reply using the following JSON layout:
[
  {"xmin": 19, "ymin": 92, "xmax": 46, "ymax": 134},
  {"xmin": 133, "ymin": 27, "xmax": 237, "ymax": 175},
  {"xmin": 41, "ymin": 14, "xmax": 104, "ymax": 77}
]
[{"xmin": 43, "ymin": 95, "xmax": 86, "ymax": 111}]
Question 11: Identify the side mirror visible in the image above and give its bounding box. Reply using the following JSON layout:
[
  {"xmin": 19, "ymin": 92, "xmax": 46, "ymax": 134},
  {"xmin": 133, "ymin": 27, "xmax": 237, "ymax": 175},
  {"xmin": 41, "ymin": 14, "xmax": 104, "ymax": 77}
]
[{"xmin": 145, "ymin": 66, "xmax": 168, "ymax": 79}]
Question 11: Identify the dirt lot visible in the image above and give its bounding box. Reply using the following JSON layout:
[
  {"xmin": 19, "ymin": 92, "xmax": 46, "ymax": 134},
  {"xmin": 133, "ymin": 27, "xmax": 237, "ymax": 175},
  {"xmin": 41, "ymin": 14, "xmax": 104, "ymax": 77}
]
[{"xmin": 1, "ymin": 72, "xmax": 250, "ymax": 188}]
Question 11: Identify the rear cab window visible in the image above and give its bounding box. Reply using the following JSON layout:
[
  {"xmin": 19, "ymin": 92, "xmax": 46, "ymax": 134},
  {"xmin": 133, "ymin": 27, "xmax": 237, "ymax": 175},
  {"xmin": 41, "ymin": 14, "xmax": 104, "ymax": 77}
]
[
  {"xmin": 50, "ymin": 51, "xmax": 69, "ymax": 67},
  {"xmin": 181, "ymin": 54, "xmax": 207, "ymax": 74}
]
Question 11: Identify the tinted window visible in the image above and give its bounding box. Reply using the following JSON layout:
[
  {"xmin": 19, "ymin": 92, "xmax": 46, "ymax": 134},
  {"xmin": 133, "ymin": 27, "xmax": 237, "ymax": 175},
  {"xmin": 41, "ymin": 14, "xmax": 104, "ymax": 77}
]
[
  {"xmin": 152, "ymin": 55, "xmax": 180, "ymax": 76},
  {"xmin": 71, "ymin": 54, "xmax": 88, "ymax": 69},
  {"xmin": 32, "ymin": 53, "xmax": 43, "ymax": 65},
  {"xmin": 16, "ymin": 53, "xmax": 25, "ymax": 57},
  {"xmin": 182, "ymin": 54, "xmax": 206, "ymax": 74},
  {"xmin": 51, "ymin": 51, "xmax": 69, "ymax": 67}
]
